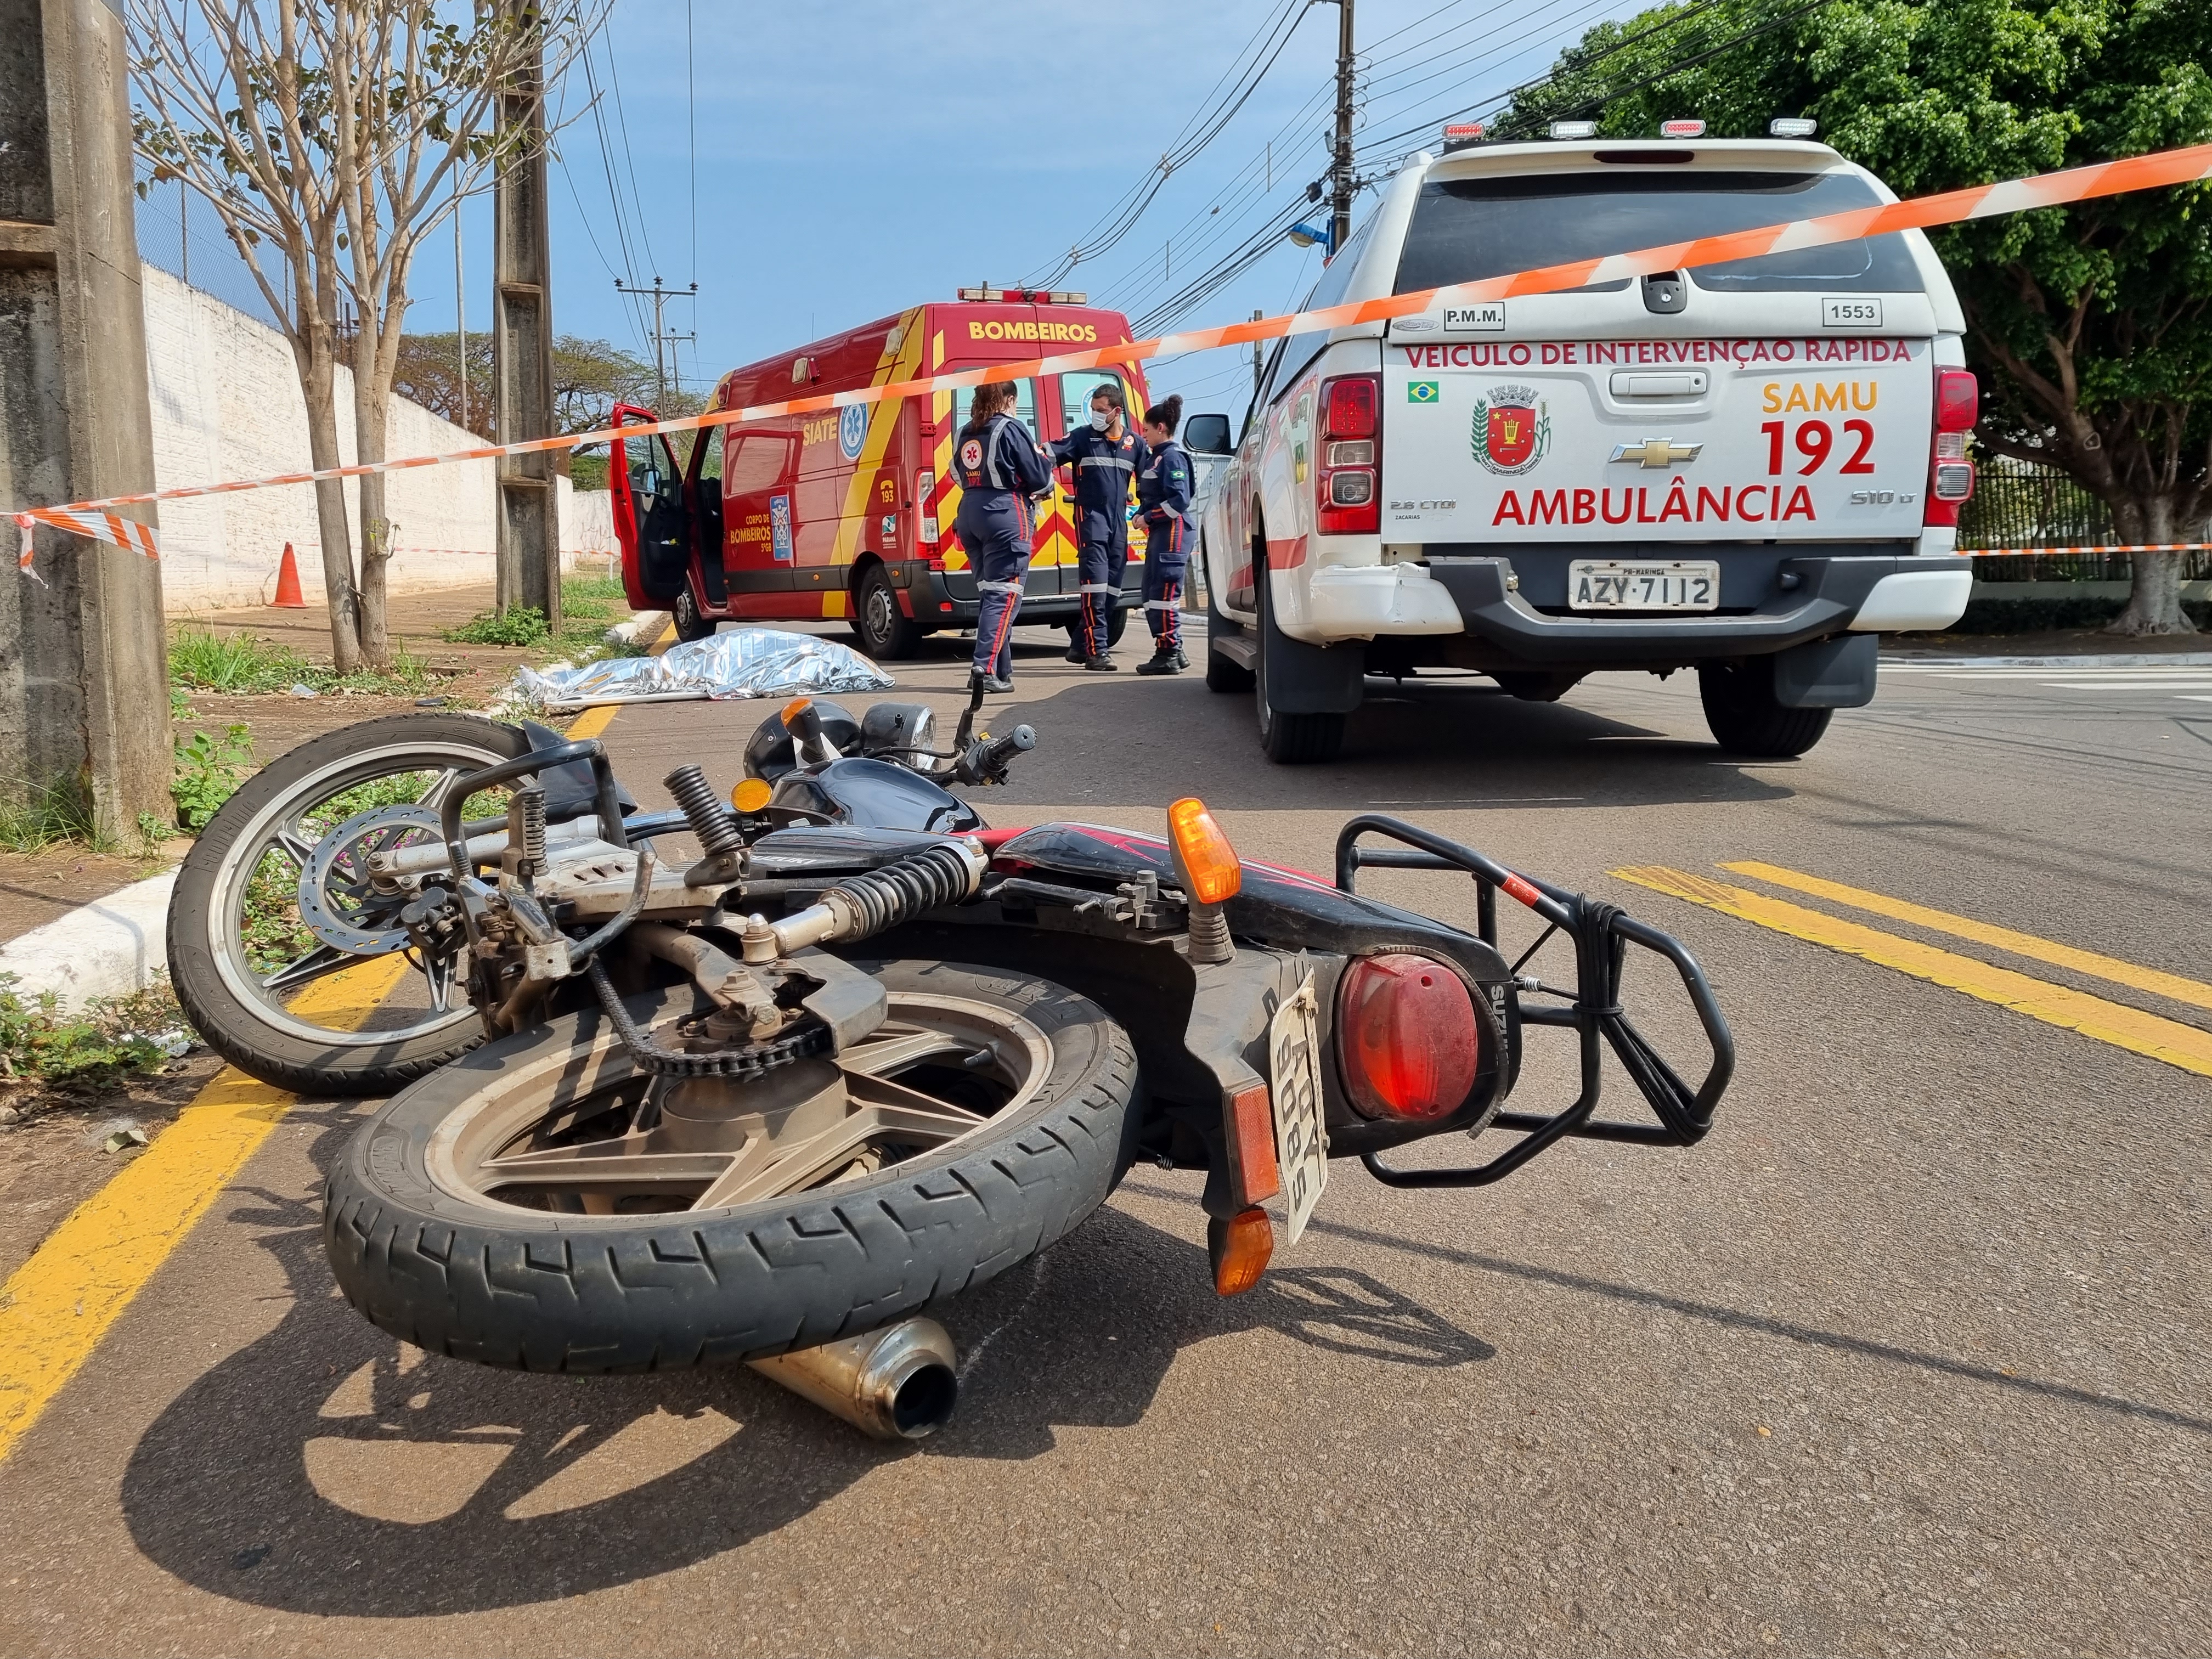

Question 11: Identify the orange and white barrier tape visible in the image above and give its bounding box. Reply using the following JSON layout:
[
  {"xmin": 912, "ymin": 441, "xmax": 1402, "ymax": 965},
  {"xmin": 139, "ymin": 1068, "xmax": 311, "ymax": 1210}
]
[
  {"xmin": 1965, "ymin": 543, "xmax": 2209, "ymax": 556},
  {"xmin": 16, "ymin": 139, "xmax": 2212, "ymax": 573}
]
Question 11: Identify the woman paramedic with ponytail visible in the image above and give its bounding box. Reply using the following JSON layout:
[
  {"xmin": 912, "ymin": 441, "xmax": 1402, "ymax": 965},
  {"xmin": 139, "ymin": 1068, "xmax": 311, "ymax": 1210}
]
[
  {"xmin": 951, "ymin": 381, "xmax": 1054, "ymax": 692},
  {"xmin": 1134, "ymin": 394, "xmax": 1194, "ymax": 676}
]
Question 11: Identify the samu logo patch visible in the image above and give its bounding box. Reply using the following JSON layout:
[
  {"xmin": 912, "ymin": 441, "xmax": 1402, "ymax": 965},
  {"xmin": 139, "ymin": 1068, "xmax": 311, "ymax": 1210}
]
[{"xmin": 1470, "ymin": 383, "xmax": 1549, "ymax": 475}]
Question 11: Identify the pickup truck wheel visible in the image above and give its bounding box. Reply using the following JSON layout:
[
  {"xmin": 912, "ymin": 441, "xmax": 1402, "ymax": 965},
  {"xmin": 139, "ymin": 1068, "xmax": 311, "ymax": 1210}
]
[
  {"xmin": 671, "ymin": 585, "xmax": 716, "ymax": 642},
  {"xmin": 1699, "ymin": 658, "xmax": 1835, "ymax": 757},
  {"xmin": 854, "ymin": 563, "xmax": 924, "ymax": 659},
  {"xmin": 1254, "ymin": 562, "xmax": 1344, "ymax": 764}
]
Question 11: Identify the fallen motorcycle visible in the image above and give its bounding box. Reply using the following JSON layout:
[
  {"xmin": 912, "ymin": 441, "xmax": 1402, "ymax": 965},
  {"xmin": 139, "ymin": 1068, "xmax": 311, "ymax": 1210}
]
[{"xmin": 168, "ymin": 684, "xmax": 1732, "ymax": 1438}]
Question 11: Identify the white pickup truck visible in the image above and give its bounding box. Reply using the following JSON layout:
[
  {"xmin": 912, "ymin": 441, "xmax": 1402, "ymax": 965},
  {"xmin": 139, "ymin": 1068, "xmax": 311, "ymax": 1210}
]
[{"xmin": 1192, "ymin": 128, "xmax": 1978, "ymax": 763}]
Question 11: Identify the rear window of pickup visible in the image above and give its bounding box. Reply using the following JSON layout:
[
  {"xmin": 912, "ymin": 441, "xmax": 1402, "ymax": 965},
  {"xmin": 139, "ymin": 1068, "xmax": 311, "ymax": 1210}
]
[{"xmin": 1392, "ymin": 169, "xmax": 1924, "ymax": 296}]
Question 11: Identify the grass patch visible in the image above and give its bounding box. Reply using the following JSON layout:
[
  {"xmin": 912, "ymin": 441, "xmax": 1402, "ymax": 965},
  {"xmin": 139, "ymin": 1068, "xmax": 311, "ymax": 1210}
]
[
  {"xmin": 443, "ymin": 574, "xmax": 648, "ymax": 665},
  {"xmin": 170, "ymin": 624, "xmax": 450, "ymax": 698},
  {"xmin": 0, "ymin": 779, "xmax": 102, "ymax": 855},
  {"xmin": 0, "ymin": 972, "xmax": 191, "ymax": 1108},
  {"xmin": 171, "ymin": 724, "xmax": 257, "ymax": 832}
]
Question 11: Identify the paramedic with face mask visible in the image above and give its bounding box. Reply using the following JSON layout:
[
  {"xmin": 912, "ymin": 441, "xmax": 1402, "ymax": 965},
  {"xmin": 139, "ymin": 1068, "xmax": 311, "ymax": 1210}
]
[
  {"xmin": 1047, "ymin": 380, "xmax": 1142, "ymax": 670},
  {"xmin": 1133, "ymin": 394, "xmax": 1193, "ymax": 675}
]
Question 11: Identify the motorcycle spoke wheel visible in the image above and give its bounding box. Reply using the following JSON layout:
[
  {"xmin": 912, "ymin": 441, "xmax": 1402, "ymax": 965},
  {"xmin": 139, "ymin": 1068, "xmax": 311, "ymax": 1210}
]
[
  {"xmin": 210, "ymin": 742, "xmax": 518, "ymax": 1052},
  {"xmin": 431, "ymin": 994, "xmax": 1048, "ymax": 1217}
]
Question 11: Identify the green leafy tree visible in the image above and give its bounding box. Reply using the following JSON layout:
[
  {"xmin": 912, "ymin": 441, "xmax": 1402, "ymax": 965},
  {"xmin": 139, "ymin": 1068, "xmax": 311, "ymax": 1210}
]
[{"xmin": 1506, "ymin": 0, "xmax": 2212, "ymax": 634}]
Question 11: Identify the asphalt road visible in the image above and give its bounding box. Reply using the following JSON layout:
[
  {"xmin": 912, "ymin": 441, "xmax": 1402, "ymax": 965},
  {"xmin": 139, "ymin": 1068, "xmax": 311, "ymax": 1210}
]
[{"xmin": 4, "ymin": 619, "xmax": 2210, "ymax": 1656}]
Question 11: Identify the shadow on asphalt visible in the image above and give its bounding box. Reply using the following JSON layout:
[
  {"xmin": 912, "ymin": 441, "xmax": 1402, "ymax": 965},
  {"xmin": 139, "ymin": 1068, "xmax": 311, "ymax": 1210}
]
[{"xmin": 117, "ymin": 1113, "xmax": 1489, "ymax": 1617}]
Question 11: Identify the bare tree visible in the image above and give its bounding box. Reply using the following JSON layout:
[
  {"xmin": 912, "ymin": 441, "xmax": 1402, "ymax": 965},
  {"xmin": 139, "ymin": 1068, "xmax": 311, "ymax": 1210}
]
[{"xmin": 130, "ymin": 0, "xmax": 602, "ymax": 669}]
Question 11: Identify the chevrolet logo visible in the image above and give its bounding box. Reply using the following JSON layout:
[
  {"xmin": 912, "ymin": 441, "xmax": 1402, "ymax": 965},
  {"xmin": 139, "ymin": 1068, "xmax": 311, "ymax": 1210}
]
[{"xmin": 1610, "ymin": 438, "xmax": 1705, "ymax": 469}]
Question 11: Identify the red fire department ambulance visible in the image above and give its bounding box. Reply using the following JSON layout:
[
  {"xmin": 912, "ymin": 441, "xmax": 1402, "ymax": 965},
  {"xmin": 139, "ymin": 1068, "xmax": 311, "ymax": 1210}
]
[{"xmin": 609, "ymin": 288, "xmax": 1150, "ymax": 659}]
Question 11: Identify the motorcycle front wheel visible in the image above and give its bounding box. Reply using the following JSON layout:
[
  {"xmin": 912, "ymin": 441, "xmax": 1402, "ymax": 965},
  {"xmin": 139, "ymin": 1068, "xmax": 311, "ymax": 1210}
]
[
  {"xmin": 324, "ymin": 960, "xmax": 1141, "ymax": 1370},
  {"xmin": 167, "ymin": 713, "xmax": 533, "ymax": 1097}
]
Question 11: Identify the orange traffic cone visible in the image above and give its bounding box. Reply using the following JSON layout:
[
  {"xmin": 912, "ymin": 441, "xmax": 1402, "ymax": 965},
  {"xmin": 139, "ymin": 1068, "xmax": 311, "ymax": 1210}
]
[{"xmin": 270, "ymin": 541, "xmax": 308, "ymax": 608}]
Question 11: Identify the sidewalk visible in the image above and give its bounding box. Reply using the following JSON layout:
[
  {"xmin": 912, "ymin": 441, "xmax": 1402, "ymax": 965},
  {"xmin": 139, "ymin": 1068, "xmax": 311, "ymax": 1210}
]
[{"xmin": 1885, "ymin": 624, "xmax": 2209, "ymax": 661}]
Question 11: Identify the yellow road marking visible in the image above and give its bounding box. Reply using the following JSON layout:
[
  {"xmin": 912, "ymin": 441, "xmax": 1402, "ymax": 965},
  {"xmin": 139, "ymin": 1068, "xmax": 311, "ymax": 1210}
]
[
  {"xmin": 0, "ymin": 954, "xmax": 409, "ymax": 1463},
  {"xmin": 1612, "ymin": 866, "xmax": 2212, "ymax": 1080},
  {"xmin": 0, "ymin": 635, "xmax": 670, "ymax": 1464},
  {"xmin": 1721, "ymin": 861, "xmax": 2212, "ymax": 1015}
]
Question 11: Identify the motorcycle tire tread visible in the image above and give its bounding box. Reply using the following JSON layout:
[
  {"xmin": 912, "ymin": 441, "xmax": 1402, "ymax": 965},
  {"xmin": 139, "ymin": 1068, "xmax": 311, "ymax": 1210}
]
[{"xmin": 322, "ymin": 963, "xmax": 1142, "ymax": 1372}]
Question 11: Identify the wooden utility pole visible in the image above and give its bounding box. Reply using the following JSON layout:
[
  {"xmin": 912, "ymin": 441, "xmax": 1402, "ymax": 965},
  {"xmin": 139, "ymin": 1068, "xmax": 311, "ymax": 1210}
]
[
  {"xmin": 0, "ymin": 0, "xmax": 171, "ymax": 848},
  {"xmin": 493, "ymin": 0, "xmax": 561, "ymax": 631},
  {"xmin": 1331, "ymin": 0, "xmax": 1356, "ymax": 255}
]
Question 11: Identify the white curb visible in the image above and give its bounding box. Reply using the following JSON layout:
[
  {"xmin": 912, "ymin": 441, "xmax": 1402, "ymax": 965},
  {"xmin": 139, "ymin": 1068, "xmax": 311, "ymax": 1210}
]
[{"xmin": 0, "ymin": 869, "xmax": 178, "ymax": 1011}]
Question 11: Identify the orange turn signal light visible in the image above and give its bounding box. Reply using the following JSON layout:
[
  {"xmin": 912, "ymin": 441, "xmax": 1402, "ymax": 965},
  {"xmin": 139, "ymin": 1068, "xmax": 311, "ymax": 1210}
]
[
  {"xmin": 1167, "ymin": 797, "xmax": 1242, "ymax": 906},
  {"xmin": 1211, "ymin": 1206, "xmax": 1274, "ymax": 1296},
  {"xmin": 780, "ymin": 697, "xmax": 814, "ymax": 729},
  {"xmin": 731, "ymin": 776, "xmax": 773, "ymax": 814}
]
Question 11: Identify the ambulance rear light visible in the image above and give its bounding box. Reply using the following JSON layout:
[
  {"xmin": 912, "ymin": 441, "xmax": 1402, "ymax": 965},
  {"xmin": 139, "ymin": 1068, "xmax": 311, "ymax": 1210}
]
[
  {"xmin": 1317, "ymin": 374, "xmax": 1381, "ymax": 535},
  {"xmin": 1547, "ymin": 120, "xmax": 1598, "ymax": 139},
  {"xmin": 1769, "ymin": 117, "xmax": 1819, "ymax": 138},
  {"xmin": 956, "ymin": 286, "xmax": 1087, "ymax": 304},
  {"xmin": 916, "ymin": 470, "xmax": 937, "ymax": 545},
  {"xmin": 1441, "ymin": 122, "xmax": 1486, "ymax": 151},
  {"xmin": 1936, "ymin": 369, "xmax": 1978, "ymax": 432},
  {"xmin": 1660, "ymin": 119, "xmax": 1706, "ymax": 138},
  {"xmin": 1926, "ymin": 370, "xmax": 1979, "ymax": 526}
]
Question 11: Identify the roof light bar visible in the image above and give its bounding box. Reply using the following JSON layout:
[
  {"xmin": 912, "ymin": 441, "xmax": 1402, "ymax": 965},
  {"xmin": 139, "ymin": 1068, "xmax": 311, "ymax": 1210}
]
[
  {"xmin": 1769, "ymin": 117, "xmax": 1819, "ymax": 138},
  {"xmin": 955, "ymin": 287, "xmax": 1087, "ymax": 304},
  {"xmin": 1547, "ymin": 120, "xmax": 1598, "ymax": 139},
  {"xmin": 1660, "ymin": 119, "xmax": 1706, "ymax": 138}
]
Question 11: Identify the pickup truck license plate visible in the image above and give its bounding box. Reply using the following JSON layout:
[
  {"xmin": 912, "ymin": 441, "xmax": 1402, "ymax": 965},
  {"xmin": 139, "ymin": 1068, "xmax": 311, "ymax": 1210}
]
[
  {"xmin": 1268, "ymin": 973, "xmax": 1328, "ymax": 1245},
  {"xmin": 1568, "ymin": 560, "xmax": 1720, "ymax": 612}
]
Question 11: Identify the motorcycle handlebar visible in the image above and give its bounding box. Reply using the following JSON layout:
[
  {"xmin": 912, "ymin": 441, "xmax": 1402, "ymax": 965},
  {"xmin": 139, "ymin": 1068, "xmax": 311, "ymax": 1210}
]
[{"xmin": 954, "ymin": 724, "xmax": 1035, "ymax": 786}]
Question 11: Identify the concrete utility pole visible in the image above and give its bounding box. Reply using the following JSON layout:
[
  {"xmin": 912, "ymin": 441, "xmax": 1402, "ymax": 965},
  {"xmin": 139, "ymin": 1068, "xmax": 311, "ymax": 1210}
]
[
  {"xmin": 1251, "ymin": 308, "xmax": 1266, "ymax": 403},
  {"xmin": 0, "ymin": 0, "xmax": 171, "ymax": 848},
  {"xmin": 492, "ymin": 0, "xmax": 561, "ymax": 631},
  {"xmin": 1331, "ymin": 0, "xmax": 1356, "ymax": 256},
  {"xmin": 614, "ymin": 276, "xmax": 698, "ymax": 408}
]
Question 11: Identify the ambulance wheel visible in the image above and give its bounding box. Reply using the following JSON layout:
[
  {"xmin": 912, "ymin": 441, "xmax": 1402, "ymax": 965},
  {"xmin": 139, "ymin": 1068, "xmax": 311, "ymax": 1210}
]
[
  {"xmin": 1699, "ymin": 657, "xmax": 1834, "ymax": 758},
  {"xmin": 854, "ymin": 564, "xmax": 923, "ymax": 659},
  {"xmin": 1254, "ymin": 555, "xmax": 1343, "ymax": 765},
  {"xmin": 1107, "ymin": 607, "xmax": 1129, "ymax": 648},
  {"xmin": 671, "ymin": 585, "xmax": 716, "ymax": 643}
]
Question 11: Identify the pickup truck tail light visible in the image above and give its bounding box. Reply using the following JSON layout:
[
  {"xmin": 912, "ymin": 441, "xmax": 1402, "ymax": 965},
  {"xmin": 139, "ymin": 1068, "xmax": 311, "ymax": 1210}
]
[
  {"xmin": 1925, "ymin": 369, "xmax": 1978, "ymax": 527},
  {"xmin": 1336, "ymin": 953, "xmax": 1484, "ymax": 1121},
  {"xmin": 1317, "ymin": 374, "xmax": 1381, "ymax": 535}
]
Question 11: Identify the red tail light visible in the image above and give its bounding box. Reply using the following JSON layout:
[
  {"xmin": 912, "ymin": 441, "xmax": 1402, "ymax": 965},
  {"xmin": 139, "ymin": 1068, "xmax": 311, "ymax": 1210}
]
[
  {"xmin": 1317, "ymin": 373, "xmax": 1381, "ymax": 535},
  {"xmin": 916, "ymin": 470, "xmax": 937, "ymax": 545},
  {"xmin": 1336, "ymin": 953, "xmax": 1483, "ymax": 1121},
  {"xmin": 1926, "ymin": 369, "xmax": 1978, "ymax": 527}
]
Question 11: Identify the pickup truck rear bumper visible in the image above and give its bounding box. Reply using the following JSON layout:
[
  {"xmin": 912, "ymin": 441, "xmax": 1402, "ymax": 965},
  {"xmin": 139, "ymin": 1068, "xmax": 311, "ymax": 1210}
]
[{"xmin": 1414, "ymin": 552, "xmax": 1971, "ymax": 666}]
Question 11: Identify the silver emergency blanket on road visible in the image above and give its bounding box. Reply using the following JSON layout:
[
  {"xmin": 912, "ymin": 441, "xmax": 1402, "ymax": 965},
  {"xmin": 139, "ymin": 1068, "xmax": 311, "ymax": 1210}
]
[{"xmin": 513, "ymin": 629, "xmax": 894, "ymax": 710}]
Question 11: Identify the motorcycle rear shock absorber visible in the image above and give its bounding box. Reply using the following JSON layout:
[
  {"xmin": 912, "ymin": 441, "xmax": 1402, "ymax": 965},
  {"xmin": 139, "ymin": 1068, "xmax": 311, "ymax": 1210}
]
[{"xmin": 665, "ymin": 762, "xmax": 746, "ymax": 883}]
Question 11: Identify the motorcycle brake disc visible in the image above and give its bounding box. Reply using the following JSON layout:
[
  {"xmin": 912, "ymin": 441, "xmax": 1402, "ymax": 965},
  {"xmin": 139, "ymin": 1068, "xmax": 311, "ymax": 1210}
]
[{"xmin": 297, "ymin": 803, "xmax": 445, "ymax": 956}]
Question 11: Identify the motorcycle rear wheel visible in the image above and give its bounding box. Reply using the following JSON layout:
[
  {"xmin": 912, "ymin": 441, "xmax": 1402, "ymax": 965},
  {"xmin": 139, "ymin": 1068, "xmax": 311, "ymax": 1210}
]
[{"xmin": 324, "ymin": 960, "xmax": 1141, "ymax": 1371}]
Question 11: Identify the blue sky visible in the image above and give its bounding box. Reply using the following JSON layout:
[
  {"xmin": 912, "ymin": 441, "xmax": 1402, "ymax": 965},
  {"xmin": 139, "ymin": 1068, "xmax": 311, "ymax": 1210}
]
[{"xmin": 145, "ymin": 0, "xmax": 1652, "ymax": 421}]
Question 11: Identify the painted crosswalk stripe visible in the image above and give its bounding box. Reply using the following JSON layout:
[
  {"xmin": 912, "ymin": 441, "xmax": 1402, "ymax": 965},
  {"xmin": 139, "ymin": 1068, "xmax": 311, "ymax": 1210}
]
[
  {"xmin": 1612, "ymin": 866, "xmax": 2212, "ymax": 1080},
  {"xmin": 1719, "ymin": 861, "xmax": 2212, "ymax": 1015}
]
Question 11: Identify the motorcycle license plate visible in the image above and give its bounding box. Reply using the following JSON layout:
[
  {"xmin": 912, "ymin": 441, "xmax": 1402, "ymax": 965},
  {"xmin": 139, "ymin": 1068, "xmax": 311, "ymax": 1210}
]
[
  {"xmin": 1268, "ymin": 973, "xmax": 1328, "ymax": 1246},
  {"xmin": 1568, "ymin": 560, "xmax": 1720, "ymax": 612}
]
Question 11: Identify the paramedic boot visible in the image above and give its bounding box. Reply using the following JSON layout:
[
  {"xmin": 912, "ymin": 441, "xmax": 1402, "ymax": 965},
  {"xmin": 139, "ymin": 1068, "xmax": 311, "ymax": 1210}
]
[
  {"xmin": 1135, "ymin": 647, "xmax": 1187, "ymax": 676},
  {"xmin": 1083, "ymin": 654, "xmax": 1120, "ymax": 672}
]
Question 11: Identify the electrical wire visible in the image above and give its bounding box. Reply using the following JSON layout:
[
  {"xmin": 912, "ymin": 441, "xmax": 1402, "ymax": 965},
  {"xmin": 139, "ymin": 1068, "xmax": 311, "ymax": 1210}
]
[{"xmin": 1028, "ymin": 0, "xmax": 1317, "ymax": 286}]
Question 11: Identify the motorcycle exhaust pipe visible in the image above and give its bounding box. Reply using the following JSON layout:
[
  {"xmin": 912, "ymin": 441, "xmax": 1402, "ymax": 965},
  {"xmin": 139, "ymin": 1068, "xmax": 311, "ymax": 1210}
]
[{"xmin": 746, "ymin": 1318, "xmax": 958, "ymax": 1440}]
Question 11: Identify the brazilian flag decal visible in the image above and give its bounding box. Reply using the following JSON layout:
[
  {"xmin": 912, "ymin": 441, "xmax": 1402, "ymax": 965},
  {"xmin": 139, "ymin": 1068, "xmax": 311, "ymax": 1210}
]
[{"xmin": 1407, "ymin": 381, "xmax": 1441, "ymax": 404}]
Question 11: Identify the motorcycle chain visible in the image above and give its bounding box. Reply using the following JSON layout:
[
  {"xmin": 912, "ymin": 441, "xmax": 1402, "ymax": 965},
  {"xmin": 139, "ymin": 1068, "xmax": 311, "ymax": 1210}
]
[{"xmin": 585, "ymin": 956, "xmax": 829, "ymax": 1079}]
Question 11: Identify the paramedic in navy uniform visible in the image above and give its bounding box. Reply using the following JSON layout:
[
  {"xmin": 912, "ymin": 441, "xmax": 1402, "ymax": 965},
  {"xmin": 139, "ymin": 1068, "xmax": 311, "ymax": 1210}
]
[
  {"xmin": 951, "ymin": 381, "xmax": 1054, "ymax": 692},
  {"xmin": 1133, "ymin": 394, "xmax": 1194, "ymax": 675},
  {"xmin": 1047, "ymin": 380, "xmax": 1142, "ymax": 670}
]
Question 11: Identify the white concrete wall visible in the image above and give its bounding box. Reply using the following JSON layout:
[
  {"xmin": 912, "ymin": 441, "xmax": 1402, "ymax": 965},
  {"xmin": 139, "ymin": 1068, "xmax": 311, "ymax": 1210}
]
[{"xmin": 142, "ymin": 266, "xmax": 616, "ymax": 612}]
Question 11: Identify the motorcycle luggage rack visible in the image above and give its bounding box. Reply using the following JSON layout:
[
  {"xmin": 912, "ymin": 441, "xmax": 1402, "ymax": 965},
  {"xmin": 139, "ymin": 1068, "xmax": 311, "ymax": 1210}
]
[{"xmin": 1335, "ymin": 815, "xmax": 1733, "ymax": 1188}]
